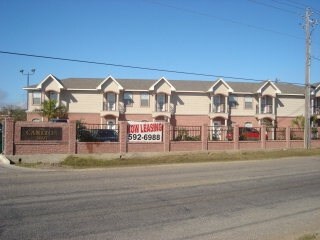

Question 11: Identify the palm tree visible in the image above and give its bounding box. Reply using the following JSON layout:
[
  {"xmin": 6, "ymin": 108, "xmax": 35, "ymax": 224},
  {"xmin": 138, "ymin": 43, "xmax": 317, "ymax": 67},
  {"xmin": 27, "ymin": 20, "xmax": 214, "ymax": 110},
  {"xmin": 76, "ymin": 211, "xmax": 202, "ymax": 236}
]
[
  {"xmin": 39, "ymin": 100, "xmax": 68, "ymax": 121},
  {"xmin": 291, "ymin": 115, "xmax": 305, "ymax": 128}
]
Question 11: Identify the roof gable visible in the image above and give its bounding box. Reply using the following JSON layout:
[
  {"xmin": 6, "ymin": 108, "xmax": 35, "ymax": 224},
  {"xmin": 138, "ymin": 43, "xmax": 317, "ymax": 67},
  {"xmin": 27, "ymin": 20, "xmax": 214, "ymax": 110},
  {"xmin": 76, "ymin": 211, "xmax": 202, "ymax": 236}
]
[
  {"xmin": 96, "ymin": 75, "xmax": 124, "ymax": 92},
  {"xmin": 207, "ymin": 78, "xmax": 234, "ymax": 93},
  {"xmin": 257, "ymin": 80, "xmax": 281, "ymax": 94},
  {"xmin": 36, "ymin": 74, "xmax": 64, "ymax": 90},
  {"xmin": 149, "ymin": 77, "xmax": 176, "ymax": 91}
]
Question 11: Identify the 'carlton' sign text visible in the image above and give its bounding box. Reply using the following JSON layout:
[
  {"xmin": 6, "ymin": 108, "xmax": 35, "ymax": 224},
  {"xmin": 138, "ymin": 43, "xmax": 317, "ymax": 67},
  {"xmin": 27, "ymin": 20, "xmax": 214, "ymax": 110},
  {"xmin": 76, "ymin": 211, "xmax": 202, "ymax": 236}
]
[{"xmin": 21, "ymin": 127, "xmax": 62, "ymax": 141}]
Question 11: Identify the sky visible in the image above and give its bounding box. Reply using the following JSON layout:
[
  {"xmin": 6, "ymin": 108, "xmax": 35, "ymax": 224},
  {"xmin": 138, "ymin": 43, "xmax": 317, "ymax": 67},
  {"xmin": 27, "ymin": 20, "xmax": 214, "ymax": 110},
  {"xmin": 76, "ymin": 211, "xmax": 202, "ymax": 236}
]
[{"xmin": 1, "ymin": 0, "xmax": 320, "ymax": 107}]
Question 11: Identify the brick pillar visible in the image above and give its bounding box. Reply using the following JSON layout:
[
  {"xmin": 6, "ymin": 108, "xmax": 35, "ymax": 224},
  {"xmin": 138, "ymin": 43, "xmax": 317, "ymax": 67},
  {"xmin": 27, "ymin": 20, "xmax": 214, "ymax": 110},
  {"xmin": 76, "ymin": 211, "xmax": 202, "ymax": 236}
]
[
  {"xmin": 261, "ymin": 125, "xmax": 266, "ymax": 149},
  {"xmin": 286, "ymin": 126, "xmax": 291, "ymax": 149},
  {"xmin": 234, "ymin": 125, "xmax": 239, "ymax": 150},
  {"xmin": 119, "ymin": 121, "xmax": 128, "ymax": 153},
  {"xmin": 163, "ymin": 122, "xmax": 170, "ymax": 152},
  {"xmin": 69, "ymin": 121, "xmax": 77, "ymax": 154},
  {"xmin": 4, "ymin": 118, "xmax": 14, "ymax": 155},
  {"xmin": 202, "ymin": 124, "xmax": 208, "ymax": 151}
]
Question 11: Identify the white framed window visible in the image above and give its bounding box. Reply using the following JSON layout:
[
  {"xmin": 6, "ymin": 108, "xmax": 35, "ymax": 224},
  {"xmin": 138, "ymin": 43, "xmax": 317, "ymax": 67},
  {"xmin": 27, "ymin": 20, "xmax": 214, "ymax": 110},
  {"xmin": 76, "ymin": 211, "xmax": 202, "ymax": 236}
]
[
  {"xmin": 140, "ymin": 92, "xmax": 149, "ymax": 107},
  {"xmin": 228, "ymin": 95, "xmax": 238, "ymax": 108},
  {"xmin": 32, "ymin": 92, "xmax": 41, "ymax": 105},
  {"xmin": 124, "ymin": 92, "xmax": 133, "ymax": 107},
  {"xmin": 48, "ymin": 91, "xmax": 58, "ymax": 102},
  {"xmin": 106, "ymin": 92, "xmax": 116, "ymax": 110},
  {"xmin": 156, "ymin": 93, "xmax": 166, "ymax": 111},
  {"xmin": 244, "ymin": 96, "xmax": 253, "ymax": 109},
  {"xmin": 244, "ymin": 122, "xmax": 253, "ymax": 128}
]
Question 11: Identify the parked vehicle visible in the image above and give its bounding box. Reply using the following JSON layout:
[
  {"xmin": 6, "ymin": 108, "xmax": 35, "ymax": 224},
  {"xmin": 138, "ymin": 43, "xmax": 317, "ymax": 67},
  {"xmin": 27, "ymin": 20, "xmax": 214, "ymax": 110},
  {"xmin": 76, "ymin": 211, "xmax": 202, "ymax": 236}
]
[
  {"xmin": 77, "ymin": 128, "xmax": 118, "ymax": 142},
  {"xmin": 239, "ymin": 127, "xmax": 261, "ymax": 141},
  {"xmin": 49, "ymin": 118, "xmax": 68, "ymax": 123},
  {"xmin": 92, "ymin": 129, "xmax": 118, "ymax": 142},
  {"xmin": 227, "ymin": 127, "xmax": 263, "ymax": 141}
]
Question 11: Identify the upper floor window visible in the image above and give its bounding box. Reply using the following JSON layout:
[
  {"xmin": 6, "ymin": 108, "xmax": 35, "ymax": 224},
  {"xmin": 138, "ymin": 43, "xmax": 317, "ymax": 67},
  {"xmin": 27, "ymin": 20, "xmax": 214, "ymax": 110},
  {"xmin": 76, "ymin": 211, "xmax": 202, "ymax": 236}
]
[
  {"xmin": 32, "ymin": 92, "xmax": 41, "ymax": 105},
  {"xmin": 48, "ymin": 91, "xmax": 58, "ymax": 104},
  {"xmin": 156, "ymin": 93, "xmax": 166, "ymax": 111},
  {"xmin": 140, "ymin": 92, "xmax": 149, "ymax": 107},
  {"xmin": 106, "ymin": 92, "xmax": 116, "ymax": 111},
  {"xmin": 244, "ymin": 96, "xmax": 253, "ymax": 109},
  {"xmin": 213, "ymin": 95, "xmax": 225, "ymax": 113},
  {"xmin": 124, "ymin": 92, "xmax": 133, "ymax": 107},
  {"xmin": 228, "ymin": 95, "xmax": 238, "ymax": 109}
]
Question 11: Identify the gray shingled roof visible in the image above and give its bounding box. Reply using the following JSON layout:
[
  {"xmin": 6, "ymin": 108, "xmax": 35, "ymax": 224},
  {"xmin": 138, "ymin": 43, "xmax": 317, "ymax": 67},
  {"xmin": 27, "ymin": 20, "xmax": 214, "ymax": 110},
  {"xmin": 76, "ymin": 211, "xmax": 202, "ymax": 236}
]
[{"xmin": 31, "ymin": 77, "xmax": 305, "ymax": 95}]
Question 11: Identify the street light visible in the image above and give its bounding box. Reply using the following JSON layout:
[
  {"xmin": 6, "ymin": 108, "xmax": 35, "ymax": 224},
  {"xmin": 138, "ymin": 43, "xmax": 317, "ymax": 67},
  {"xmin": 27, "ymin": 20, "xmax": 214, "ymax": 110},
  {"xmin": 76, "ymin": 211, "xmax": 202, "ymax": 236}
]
[
  {"xmin": 20, "ymin": 69, "xmax": 36, "ymax": 87},
  {"xmin": 20, "ymin": 69, "xmax": 36, "ymax": 110}
]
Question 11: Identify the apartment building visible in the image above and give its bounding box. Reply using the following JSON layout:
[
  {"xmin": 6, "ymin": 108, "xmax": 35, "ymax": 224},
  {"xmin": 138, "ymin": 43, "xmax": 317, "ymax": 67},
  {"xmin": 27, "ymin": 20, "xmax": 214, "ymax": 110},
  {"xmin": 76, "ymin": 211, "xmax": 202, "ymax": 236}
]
[{"xmin": 24, "ymin": 74, "xmax": 320, "ymax": 128}]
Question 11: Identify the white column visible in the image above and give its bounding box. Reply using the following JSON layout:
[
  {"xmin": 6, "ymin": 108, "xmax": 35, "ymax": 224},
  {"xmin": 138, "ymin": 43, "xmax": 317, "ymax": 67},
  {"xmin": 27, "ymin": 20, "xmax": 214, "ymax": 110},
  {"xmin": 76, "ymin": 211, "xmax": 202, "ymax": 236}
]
[
  {"xmin": 225, "ymin": 95, "xmax": 228, "ymax": 113},
  {"xmin": 225, "ymin": 118, "xmax": 227, "ymax": 126},
  {"xmin": 211, "ymin": 95, "xmax": 213, "ymax": 112},
  {"xmin": 116, "ymin": 93, "xmax": 119, "ymax": 111},
  {"xmin": 272, "ymin": 97, "xmax": 276, "ymax": 115},
  {"xmin": 258, "ymin": 96, "xmax": 261, "ymax": 114},
  {"xmin": 168, "ymin": 94, "xmax": 171, "ymax": 112}
]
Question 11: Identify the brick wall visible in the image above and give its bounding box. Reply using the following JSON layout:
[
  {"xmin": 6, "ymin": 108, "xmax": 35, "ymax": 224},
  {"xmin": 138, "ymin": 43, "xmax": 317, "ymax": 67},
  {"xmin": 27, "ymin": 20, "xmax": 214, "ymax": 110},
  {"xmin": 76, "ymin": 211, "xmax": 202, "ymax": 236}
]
[{"xmin": 3, "ymin": 118, "xmax": 319, "ymax": 157}]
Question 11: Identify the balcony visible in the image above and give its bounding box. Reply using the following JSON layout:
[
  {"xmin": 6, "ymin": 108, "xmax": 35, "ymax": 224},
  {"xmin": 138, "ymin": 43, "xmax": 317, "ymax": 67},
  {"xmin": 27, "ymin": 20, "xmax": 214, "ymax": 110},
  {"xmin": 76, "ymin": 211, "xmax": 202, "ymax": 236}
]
[
  {"xmin": 255, "ymin": 104, "xmax": 275, "ymax": 120},
  {"xmin": 100, "ymin": 102, "xmax": 124, "ymax": 117},
  {"xmin": 208, "ymin": 104, "xmax": 228, "ymax": 119},
  {"xmin": 152, "ymin": 103, "xmax": 174, "ymax": 118}
]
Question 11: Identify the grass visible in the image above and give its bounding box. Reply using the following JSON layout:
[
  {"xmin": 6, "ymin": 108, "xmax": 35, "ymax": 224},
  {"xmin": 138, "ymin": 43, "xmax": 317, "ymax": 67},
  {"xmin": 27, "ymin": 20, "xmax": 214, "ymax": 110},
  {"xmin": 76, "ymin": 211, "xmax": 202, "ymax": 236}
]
[
  {"xmin": 56, "ymin": 148, "xmax": 320, "ymax": 169},
  {"xmin": 298, "ymin": 233, "xmax": 319, "ymax": 240},
  {"xmin": 16, "ymin": 148, "xmax": 320, "ymax": 169}
]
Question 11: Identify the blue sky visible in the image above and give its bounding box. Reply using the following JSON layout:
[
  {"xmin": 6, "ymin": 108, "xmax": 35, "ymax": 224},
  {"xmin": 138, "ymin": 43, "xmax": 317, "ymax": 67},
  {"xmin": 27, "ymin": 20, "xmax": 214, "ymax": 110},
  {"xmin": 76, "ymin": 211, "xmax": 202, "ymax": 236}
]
[{"xmin": 1, "ymin": 0, "xmax": 320, "ymax": 107}]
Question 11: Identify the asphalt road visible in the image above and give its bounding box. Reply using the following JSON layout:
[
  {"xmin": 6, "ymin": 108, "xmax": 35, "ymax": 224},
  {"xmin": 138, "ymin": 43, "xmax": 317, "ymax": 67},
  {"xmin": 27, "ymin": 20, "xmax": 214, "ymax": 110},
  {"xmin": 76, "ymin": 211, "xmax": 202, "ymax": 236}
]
[{"xmin": 0, "ymin": 156, "xmax": 320, "ymax": 240}]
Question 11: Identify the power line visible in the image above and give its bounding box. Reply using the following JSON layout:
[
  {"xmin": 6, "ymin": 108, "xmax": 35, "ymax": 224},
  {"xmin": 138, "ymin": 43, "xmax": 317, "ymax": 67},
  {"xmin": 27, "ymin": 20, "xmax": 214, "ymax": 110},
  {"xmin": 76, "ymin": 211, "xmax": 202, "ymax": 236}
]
[
  {"xmin": 0, "ymin": 50, "xmax": 304, "ymax": 86},
  {"xmin": 143, "ymin": 0, "xmax": 303, "ymax": 40},
  {"xmin": 271, "ymin": 0, "xmax": 305, "ymax": 10},
  {"xmin": 248, "ymin": 0, "xmax": 300, "ymax": 15}
]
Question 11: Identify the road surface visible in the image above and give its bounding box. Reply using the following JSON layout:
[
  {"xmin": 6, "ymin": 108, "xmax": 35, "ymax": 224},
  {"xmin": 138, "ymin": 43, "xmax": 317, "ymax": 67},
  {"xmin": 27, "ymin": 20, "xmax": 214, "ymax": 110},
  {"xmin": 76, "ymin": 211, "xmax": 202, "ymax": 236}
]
[{"xmin": 0, "ymin": 156, "xmax": 319, "ymax": 240}]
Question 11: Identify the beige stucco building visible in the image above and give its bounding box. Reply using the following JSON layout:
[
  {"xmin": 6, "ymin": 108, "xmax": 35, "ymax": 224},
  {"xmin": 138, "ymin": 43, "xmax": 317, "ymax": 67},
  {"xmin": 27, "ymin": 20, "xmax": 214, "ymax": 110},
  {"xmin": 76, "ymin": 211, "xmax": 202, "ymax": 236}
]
[{"xmin": 24, "ymin": 74, "xmax": 320, "ymax": 128}]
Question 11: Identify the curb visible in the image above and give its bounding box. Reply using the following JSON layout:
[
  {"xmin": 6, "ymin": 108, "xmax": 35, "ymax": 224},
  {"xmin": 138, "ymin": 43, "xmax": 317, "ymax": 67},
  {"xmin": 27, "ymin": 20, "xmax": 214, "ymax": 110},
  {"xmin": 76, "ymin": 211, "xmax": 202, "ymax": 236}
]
[{"xmin": 0, "ymin": 154, "xmax": 10, "ymax": 165}]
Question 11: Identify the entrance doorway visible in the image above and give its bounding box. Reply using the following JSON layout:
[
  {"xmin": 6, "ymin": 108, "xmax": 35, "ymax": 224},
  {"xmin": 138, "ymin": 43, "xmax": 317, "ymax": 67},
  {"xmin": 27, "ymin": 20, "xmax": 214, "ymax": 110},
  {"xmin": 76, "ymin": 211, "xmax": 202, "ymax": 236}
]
[
  {"xmin": 106, "ymin": 119, "xmax": 116, "ymax": 129},
  {"xmin": 212, "ymin": 121, "xmax": 221, "ymax": 140}
]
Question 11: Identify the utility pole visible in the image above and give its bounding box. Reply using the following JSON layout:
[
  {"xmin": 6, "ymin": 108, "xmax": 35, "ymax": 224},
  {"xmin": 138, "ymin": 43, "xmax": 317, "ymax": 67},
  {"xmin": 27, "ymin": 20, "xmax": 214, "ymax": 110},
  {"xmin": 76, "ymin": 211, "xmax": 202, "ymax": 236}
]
[{"xmin": 303, "ymin": 8, "xmax": 316, "ymax": 149}]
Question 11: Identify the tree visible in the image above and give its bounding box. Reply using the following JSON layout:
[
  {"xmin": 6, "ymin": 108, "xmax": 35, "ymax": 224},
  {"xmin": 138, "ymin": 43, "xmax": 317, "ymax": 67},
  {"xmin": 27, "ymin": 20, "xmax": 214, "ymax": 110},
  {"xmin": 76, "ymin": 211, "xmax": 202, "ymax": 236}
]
[
  {"xmin": 0, "ymin": 105, "xmax": 27, "ymax": 121},
  {"xmin": 39, "ymin": 100, "xmax": 68, "ymax": 121},
  {"xmin": 291, "ymin": 115, "xmax": 305, "ymax": 128},
  {"xmin": 291, "ymin": 115, "xmax": 317, "ymax": 129}
]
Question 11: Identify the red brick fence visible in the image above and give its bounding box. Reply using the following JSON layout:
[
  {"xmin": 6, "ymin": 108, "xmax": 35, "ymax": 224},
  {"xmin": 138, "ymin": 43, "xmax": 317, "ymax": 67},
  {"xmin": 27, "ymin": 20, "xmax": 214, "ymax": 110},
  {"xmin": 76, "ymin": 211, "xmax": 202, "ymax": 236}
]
[{"xmin": 2, "ymin": 118, "xmax": 320, "ymax": 156}]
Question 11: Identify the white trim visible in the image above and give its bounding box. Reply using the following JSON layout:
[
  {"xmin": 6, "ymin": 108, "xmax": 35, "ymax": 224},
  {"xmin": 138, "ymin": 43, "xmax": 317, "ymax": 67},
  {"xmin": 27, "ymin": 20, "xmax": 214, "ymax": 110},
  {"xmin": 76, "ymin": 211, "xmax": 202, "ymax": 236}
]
[
  {"xmin": 278, "ymin": 93, "xmax": 304, "ymax": 96},
  {"xmin": 257, "ymin": 80, "xmax": 281, "ymax": 94},
  {"xmin": 23, "ymin": 87, "xmax": 40, "ymax": 90},
  {"xmin": 67, "ymin": 88, "xmax": 99, "ymax": 91},
  {"xmin": 149, "ymin": 77, "xmax": 176, "ymax": 91},
  {"xmin": 96, "ymin": 75, "xmax": 124, "ymax": 90},
  {"xmin": 207, "ymin": 78, "xmax": 234, "ymax": 92},
  {"xmin": 36, "ymin": 74, "xmax": 64, "ymax": 89}
]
